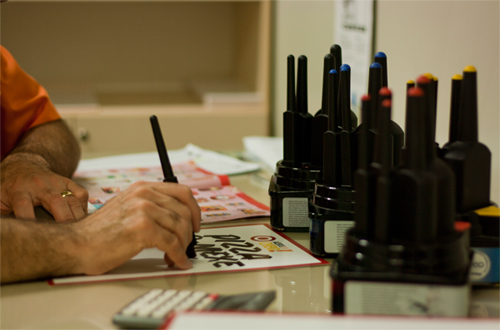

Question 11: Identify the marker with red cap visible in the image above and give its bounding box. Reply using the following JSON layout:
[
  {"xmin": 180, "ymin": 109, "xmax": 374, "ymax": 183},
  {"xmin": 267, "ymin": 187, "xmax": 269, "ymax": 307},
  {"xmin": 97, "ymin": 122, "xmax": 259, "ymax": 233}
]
[{"xmin": 332, "ymin": 85, "xmax": 471, "ymax": 316}]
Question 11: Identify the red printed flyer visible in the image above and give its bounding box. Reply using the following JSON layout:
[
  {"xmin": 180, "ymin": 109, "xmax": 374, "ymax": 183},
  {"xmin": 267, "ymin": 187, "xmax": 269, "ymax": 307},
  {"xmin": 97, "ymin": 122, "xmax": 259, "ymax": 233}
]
[{"xmin": 73, "ymin": 161, "xmax": 270, "ymax": 224}]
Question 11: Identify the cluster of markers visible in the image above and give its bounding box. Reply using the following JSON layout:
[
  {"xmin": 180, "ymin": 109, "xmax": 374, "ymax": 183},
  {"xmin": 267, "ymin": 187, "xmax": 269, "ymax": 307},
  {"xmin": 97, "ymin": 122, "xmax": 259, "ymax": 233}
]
[{"xmin": 269, "ymin": 44, "xmax": 497, "ymax": 306}]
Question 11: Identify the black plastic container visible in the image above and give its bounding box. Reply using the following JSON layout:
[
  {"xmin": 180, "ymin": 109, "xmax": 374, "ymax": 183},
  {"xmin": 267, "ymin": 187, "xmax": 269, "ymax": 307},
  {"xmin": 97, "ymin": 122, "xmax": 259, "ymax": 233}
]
[
  {"xmin": 269, "ymin": 161, "xmax": 321, "ymax": 232},
  {"xmin": 309, "ymin": 181, "xmax": 354, "ymax": 257},
  {"xmin": 331, "ymin": 227, "xmax": 472, "ymax": 314}
]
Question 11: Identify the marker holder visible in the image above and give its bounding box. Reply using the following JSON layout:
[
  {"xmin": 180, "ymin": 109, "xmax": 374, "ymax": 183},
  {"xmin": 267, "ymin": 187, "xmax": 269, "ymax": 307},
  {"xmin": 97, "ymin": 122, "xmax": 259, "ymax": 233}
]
[
  {"xmin": 331, "ymin": 228, "xmax": 472, "ymax": 317},
  {"xmin": 309, "ymin": 181, "xmax": 355, "ymax": 257},
  {"xmin": 269, "ymin": 160, "xmax": 321, "ymax": 232}
]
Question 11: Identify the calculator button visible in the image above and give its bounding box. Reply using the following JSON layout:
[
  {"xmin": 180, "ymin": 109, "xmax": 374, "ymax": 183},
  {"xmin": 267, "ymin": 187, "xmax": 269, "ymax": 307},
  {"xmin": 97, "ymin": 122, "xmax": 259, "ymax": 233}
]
[
  {"xmin": 191, "ymin": 294, "xmax": 218, "ymax": 310},
  {"xmin": 120, "ymin": 289, "xmax": 164, "ymax": 316},
  {"xmin": 136, "ymin": 290, "xmax": 178, "ymax": 317}
]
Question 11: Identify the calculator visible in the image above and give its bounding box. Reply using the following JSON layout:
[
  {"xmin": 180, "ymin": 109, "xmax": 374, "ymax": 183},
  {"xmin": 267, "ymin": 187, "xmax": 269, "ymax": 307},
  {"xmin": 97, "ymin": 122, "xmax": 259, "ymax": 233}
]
[{"xmin": 112, "ymin": 289, "xmax": 276, "ymax": 329}]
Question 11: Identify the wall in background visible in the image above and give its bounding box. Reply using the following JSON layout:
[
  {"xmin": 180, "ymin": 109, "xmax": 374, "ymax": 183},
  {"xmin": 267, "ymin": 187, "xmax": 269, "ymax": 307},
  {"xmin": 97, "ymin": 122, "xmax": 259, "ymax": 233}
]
[{"xmin": 272, "ymin": 0, "xmax": 499, "ymax": 205}]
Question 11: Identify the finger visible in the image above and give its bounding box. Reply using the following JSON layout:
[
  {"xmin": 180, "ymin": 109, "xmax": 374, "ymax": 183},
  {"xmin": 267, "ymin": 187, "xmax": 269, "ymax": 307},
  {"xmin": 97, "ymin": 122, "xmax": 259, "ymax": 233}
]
[
  {"xmin": 128, "ymin": 201, "xmax": 192, "ymax": 269},
  {"xmin": 10, "ymin": 193, "xmax": 36, "ymax": 220},
  {"xmin": 64, "ymin": 193, "xmax": 86, "ymax": 221},
  {"xmin": 164, "ymin": 253, "xmax": 175, "ymax": 267},
  {"xmin": 140, "ymin": 197, "xmax": 192, "ymax": 251},
  {"xmin": 155, "ymin": 208, "xmax": 193, "ymax": 250},
  {"xmin": 127, "ymin": 183, "xmax": 194, "ymax": 248},
  {"xmin": 42, "ymin": 192, "xmax": 77, "ymax": 222},
  {"xmin": 150, "ymin": 183, "xmax": 202, "ymax": 232},
  {"xmin": 66, "ymin": 180, "xmax": 89, "ymax": 216},
  {"xmin": 155, "ymin": 230, "xmax": 193, "ymax": 270}
]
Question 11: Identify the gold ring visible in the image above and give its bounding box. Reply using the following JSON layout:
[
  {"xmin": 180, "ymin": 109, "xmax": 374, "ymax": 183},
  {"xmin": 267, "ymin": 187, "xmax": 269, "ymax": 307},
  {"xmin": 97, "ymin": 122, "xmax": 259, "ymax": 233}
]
[{"xmin": 61, "ymin": 190, "xmax": 74, "ymax": 198}]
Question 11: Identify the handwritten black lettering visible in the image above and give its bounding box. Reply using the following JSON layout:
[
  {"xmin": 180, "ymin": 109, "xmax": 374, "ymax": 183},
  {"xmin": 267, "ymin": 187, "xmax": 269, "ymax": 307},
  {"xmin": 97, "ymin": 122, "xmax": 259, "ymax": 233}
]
[
  {"xmin": 203, "ymin": 235, "xmax": 245, "ymax": 242},
  {"xmin": 238, "ymin": 253, "xmax": 273, "ymax": 260},
  {"xmin": 202, "ymin": 251, "xmax": 240, "ymax": 263},
  {"xmin": 221, "ymin": 242, "xmax": 254, "ymax": 249},
  {"xmin": 229, "ymin": 247, "xmax": 262, "ymax": 254},
  {"xmin": 212, "ymin": 261, "xmax": 245, "ymax": 268}
]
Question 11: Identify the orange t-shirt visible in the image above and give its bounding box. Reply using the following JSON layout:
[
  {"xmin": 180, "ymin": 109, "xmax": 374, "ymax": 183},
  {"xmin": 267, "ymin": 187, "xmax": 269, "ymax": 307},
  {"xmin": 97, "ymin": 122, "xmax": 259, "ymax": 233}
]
[{"xmin": 1, "ymin": 46, "xmax": 61, "ymax": 160}]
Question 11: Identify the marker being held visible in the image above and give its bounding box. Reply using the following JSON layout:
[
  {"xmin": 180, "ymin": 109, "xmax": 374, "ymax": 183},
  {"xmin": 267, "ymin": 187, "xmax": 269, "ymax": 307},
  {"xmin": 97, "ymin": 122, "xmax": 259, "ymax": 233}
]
[{"xmin": 150, "ymin": 115, "xmax": 198, "ymax": 259}]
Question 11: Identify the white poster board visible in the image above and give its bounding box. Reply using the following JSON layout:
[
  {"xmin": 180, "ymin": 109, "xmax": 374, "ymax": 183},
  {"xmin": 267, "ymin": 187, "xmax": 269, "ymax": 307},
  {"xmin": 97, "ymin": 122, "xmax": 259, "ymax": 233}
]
[{"xmin": 49, "ymin": 224, "xmax": 328, "ymax": 285}]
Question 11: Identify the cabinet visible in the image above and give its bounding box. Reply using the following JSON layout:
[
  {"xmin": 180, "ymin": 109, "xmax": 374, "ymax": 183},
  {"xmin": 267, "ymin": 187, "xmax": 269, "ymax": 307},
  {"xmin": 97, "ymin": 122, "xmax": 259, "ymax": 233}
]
[{"xmin": 2, "ymin": 1, "xmax": 271, "ymax": 158}]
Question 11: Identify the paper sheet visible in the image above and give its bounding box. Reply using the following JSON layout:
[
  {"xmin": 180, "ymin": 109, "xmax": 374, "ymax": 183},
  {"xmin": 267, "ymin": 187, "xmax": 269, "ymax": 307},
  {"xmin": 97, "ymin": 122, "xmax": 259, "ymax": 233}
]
[
  {"xmin": 164, "ymin": 312, "xmax": 500, "ymax": 330},
  {"xmin": 242, "ymin": 136, "xmax": 283, "ymax": 173},
  {"xmin": 49, "ymin": 224, "xmax": 328, "ymax": 285},
  {"xmin": 77, "ymin": 144, "xmax": 260, "ymax": 175},
  {"xmin": 74, "ymin": 162, "xmax": 269, "ymax": 222}
]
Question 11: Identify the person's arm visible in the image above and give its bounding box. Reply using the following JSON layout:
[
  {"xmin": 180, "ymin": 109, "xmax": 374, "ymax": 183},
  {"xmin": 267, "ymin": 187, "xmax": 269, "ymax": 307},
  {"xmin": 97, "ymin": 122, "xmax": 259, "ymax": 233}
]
[
  {"xmin": 0, "ymin": 181, "xmax": 202, "ymax": 284},
  {"xmin": 0, "ymin": 119, "xmax": 89, "ymax": 221}
]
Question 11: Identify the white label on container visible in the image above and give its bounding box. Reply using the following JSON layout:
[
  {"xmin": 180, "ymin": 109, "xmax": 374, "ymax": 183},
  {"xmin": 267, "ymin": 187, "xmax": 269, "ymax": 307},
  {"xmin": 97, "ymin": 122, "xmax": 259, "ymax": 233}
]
[
  {"xmin": 324, "ymin": 221, "xmax": 355, "ymax": 253},
  {"xmin": 469, "ymin": 250, "xmax": 491, "ymax": 281},
  {"xmin": 282, "ymin": 197, "xmax": 309, "ymax": 227},
  {"xmin": 345, "ymin": 281, "xmax": 469, "ymax": 317}
]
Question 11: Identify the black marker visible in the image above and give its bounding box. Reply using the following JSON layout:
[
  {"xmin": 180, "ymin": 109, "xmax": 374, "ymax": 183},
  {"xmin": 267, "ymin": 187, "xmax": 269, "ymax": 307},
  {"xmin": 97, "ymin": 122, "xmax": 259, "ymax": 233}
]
[
  {"xmin": 444, "ymin": 66, "xmax": 491, "ymax": 212},
  {"xmin": 374, "ymin": 51, "xmax": 388, "ymax": 87},
  {"xmin": 322, "ymin": 69, "xmax": 340, "ymax": 186},
  {"xmin": 442, "ymin": 74, "xmax": 463, "ymax": 151},
  {"xmin": 329, "ymin": 44, "xmax": 357, "ymax": 129},
  {"xmin": 416, "ymin": 75, "xmax": 457, "ymax": 238},
  {"xmin": 283, "ymin": 55, "xmax": 299, "ymax": 167},
  {"xmin": 338, "ymin": 64, "xmax": 354, "ymax": 186},
  {"xmin": 423, "ymin": 73, "xmax": 438, "ymax": 141},
  {"xmin": 330, "ymin": 44, "xmax": 342, "ymax": 75},
  {"xmin": 150, "ymin": 115, "xmax": 197, "ymax": 259},
  {"xmin": 311, "ymin": 54, "xmax": 334, "ymax": 168},
  {"xmin": 372, "ymin": 98, "xmax": 392, "ymax": 243},
  {"xmin": 406, "ymin": 79, "xmax": 415, "ymax": 91},
  {"xmin": 390, "ymin": 87, "xmax": 437, "ymax": 243},
  {"xmin": 353, "ymin": 95, "xmax": 372, "ymax": 238},
  {"xmin": 416, "ymin": 76, "xmax": 436, "ymax": 164},
  {"xmin": 296, "ymin": 55, "xmax": 313, "ymax": 165}
]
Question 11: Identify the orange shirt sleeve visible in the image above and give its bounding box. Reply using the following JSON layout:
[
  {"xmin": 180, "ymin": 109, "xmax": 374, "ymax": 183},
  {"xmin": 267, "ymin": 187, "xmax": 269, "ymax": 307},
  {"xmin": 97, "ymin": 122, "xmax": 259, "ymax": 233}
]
[{"xmin": 1, "ymin": 46, "xmax": 61, "ymax": 160}]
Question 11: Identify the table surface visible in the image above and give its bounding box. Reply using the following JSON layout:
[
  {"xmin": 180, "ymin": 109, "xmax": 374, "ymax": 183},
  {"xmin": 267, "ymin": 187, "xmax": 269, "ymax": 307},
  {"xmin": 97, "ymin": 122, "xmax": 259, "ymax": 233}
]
[{"xmin": 1, "ymin": 172, "xmax": 498, "ymax": 329}]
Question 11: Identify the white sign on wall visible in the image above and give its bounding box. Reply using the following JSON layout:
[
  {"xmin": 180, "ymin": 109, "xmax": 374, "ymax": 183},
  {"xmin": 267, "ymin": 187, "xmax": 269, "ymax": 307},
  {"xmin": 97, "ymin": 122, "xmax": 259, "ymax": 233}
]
[{"xmin": 334, "ymin": 0, "xmax": 375, "ymax": 115}]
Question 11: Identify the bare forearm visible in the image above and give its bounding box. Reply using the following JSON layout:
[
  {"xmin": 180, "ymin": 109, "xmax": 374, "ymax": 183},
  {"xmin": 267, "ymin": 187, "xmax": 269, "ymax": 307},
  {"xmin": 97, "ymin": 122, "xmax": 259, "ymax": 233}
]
[
  {"xmin": 6, "ymin": 119, "xmax": 80, "ymax": 178},
  {"xmin": 0, "ymin": 218, "xmax": 84, "ymax": 283}
]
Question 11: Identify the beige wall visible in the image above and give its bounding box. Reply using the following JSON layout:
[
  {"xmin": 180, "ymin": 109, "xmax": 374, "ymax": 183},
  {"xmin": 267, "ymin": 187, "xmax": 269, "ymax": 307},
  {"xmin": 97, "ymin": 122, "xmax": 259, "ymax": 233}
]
[{"xmin": 272, "ymin": 0, "xmax": 499, "ymax": 205}]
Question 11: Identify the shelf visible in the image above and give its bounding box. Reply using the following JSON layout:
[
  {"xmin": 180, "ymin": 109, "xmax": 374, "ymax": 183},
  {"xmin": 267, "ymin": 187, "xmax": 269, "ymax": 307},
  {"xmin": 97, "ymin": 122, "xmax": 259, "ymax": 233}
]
[{"xmin": 2, "ymin": 1, "xmax": 271, "ymax": 156}]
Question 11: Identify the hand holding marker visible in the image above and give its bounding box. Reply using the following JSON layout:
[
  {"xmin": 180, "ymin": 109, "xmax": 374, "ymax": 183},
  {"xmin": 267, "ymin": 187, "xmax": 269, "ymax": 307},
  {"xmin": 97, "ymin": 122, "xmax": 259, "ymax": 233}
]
[{"xmin": 150, "ymin": 115, "xmax": 197, "ymax": 259}]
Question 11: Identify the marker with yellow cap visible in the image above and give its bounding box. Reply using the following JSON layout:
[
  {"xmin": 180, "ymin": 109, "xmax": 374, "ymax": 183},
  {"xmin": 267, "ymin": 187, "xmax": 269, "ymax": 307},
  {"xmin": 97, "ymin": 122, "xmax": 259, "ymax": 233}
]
[
  {"xmin": 442, "ymin": 66, "xmax": 497, "ymax": 285},
  {"xmin": 443, "ymin": 66, "xmax": 491, "ymax": 213}
]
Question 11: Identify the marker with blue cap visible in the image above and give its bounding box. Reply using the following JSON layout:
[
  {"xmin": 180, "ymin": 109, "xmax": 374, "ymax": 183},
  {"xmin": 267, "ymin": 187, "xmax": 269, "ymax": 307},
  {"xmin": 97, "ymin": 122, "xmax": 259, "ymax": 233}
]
[{"xmin": 309, "ymin": 63, "xmax": 357, "ymax": 257}]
